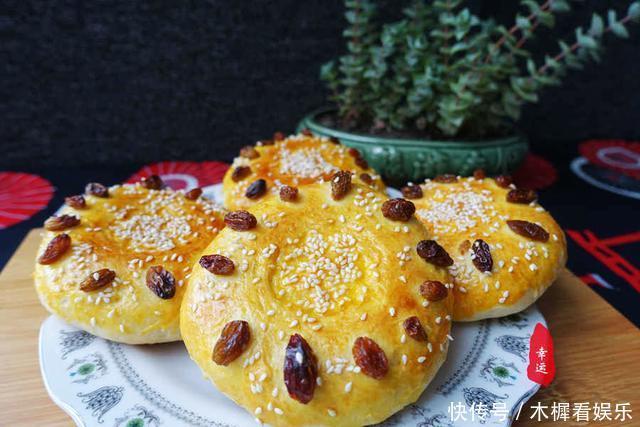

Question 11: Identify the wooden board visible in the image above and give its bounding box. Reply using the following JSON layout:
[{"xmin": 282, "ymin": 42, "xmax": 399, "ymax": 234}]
[{"xmin": 0, "ymin": 229, "xmax": 638, "ymax": 426}]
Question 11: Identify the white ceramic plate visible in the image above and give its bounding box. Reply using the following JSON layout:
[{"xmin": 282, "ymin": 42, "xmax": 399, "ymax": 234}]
[{"xmin": 41, "ymin": 184, "xmax": 544, "ymax": 426}]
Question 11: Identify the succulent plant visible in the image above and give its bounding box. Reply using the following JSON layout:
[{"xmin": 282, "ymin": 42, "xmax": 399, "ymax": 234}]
[{"xmin": 321, "ymin": 0, "xmax": 640, "ymax": 138}]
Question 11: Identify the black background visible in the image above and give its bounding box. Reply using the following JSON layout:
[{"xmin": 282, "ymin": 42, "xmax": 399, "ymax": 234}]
[{"xmin": 2, "ymin": 0, "xmax": 639, "ymax": 168}]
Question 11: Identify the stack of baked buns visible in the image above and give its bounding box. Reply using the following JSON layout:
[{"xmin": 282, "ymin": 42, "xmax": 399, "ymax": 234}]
[{"xmin": 34, "ymin": 131, "xmax": 566, "ymax": 426}]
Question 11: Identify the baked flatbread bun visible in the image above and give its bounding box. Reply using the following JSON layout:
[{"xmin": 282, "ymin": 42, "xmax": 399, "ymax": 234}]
[
  {"xmin": 408, "ymin": 173, "xmax": 567, "ymax": 321},
  {"xmin": 34, "ymin": 178, "xmax": 225, "ymax": 344},
  {"xmin": 181, "ymin": 176, "xmax": 453, "ymax": 426},
  {"xmin": 222, "ymin": 131, "xmax": 384, "ymax": 210}
]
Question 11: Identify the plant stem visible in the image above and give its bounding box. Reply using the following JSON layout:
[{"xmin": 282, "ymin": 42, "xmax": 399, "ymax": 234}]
[
  {"xmin": 485, "ymin": 0, "xmax": 552, "ymax": 63},
  {"xmin": 536, "ymin": 14, "xmax": 632, "ymax": 75}
]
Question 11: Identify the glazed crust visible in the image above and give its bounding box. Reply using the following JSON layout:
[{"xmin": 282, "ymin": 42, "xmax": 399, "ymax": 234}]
[
  {"xmin": 412, "ymin": 177, "xmax": 567, "ymax": 321},
  {"xmin": 34, "ymin": 183, "xmax": 225, "ymax": 344},
  {"xmin": 181, "ymin": 181, "xmax": 453, "ymax": 426},
  {"xmin": 222, "ymin": 133, "xmax": 384, "ymax": 210}
]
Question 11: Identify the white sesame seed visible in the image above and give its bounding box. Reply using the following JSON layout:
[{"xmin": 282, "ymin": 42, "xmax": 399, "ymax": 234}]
[
  {"xmin": 417, "ymin": 356, "xmax": 427, "ymax": 363},
  {"xmin": 274, "ymin": 408, "xmax": 284, "ymax": 415},
  {"xmin": 389, "ymin": 307, "xmax": 396, "ymax": 317},
  {"xmin": 328, "ymin": 409, "xmax": 337, "ymax": 417},
  {"xmin": 344, "ymin": 382, "xmax": 352, "ymax": 393},
  {"xmin": 401, "ymin": 354, "xmax": 408, "ymax": 365}
]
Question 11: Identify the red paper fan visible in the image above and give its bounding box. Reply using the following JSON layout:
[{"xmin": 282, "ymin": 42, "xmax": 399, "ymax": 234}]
[
  {"xmin": 579, "ymin": 140, "xmax": 640, "ymax": 180},
  {"xmin": 126, "ymin": 161, "xmax": 229, "ymax": 190},
  {"xmin": 0, "ymin": 172, "xmax": 54, "ymax": 229},
  {"xmin": 512, "ymin": 153, "xmax": 558, "ymax": 190}
]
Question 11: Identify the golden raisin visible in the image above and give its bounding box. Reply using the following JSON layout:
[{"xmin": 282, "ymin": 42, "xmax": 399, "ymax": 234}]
[
  {"xmin": 279, "ymin": 185, "xmax": 299, "ymax": 202},
  {"xmin": 44, "ymin": 214, "xmax": 80, "ymax": 231},
  {"xmin": 403, "ymin": 316, "xmax": 428, "ymax": 342},
  {"xmin": 381, "ymin": 198, "xmax": 415, "ymax": 221},
  {"xmin": 141, "ymin": 174, "xmax": 164, "ymax": 190},
  {"xmin": 240, "ymin": 146, "xmax": 260, "ymax": 159},
  {"xmin": 420, "ymin": 280, "xmax": 448, "ymax": 301},
  {"xmin": 212, "ymin": 320, "xmax": 251, "ymax": 366},
  {"xmin": 353, "ymin": 337, "xmax": 388, "ymax": 379},
  {"xmin": 85, "ymin": 182, "xmax": 109, "ymax": 198},
  {"xmin": 224, "ymin": 210, "xmax": 257, "ymax": 231},
  {"xmin": 185, "ymin": 187, "xmax": 203, "ymax": 200},
  {"xmin": 80, "ymin": 268, "xmax": 116, "ymax": 292},
  {"xmin": 38, "ymin": 234, "xmax": 71, "ymax": 265},
  {"xmin": 507, "ymin": 220, "xmax": 550, "ymax": 242},
  {"xmin": 65, "ymin": 195, "xmax": 86, "ymax": 209},
  {"xmin": 231, "ymin": 166, "xmax": 251, "ymax": 182},
  {"xmin": 331, "ymin": 171, "xmax": 351, "ymax": 200}
]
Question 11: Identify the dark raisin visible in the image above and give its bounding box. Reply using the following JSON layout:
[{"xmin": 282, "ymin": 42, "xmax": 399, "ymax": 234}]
[
  {"xmin": 44, "ymin": 214, "xmax": 80, "ymax": 231},
  {"xmin": 473, "ymin": 169, "xmax": 486, "ymax": 179},
  {"xmin": 459, "ymin": 239, "xmax": 471, "ymax": 255},
  {"xmin": 352, "ymin": 337, "xmax": 388, "ymax": 379},
  {"xmin": 507, "ymin": 220, "xmax": 550, "ymax": 242},
  {"xmin": 141, "ymin": 174, "xmax": 164, "ymax": 190},
  {"xmin": 224, "ymin": 210, "xmax": 257, "ymax": 231},
  {"xmin": 506, "ymin": 189, "xmax": 537, "ymax": 204},
  {"xmin": 355, "ymin": 156, "xmax": 369, "ymax": 169},
  {"xmin": 381, "ymin": 198, "xmax": 415, "ymax": 221},
  {"xmin": 331, "ymin": 171, "xmax": 351, "ymax": 200},
  {"xmin": 284, "ymin": 334, "xmax": 318, "ymax": 404},
  {"xmin": 416, "ymin": 240, "xmax": 453, "ymax": 267},
  {"xmin": 245, "ymin": 179, "xmax": 267, "ymax": 199},
  {"xmin": 38, "ymin": 233, "xmax": 71, "ymax": 265},
  {"xmin": 329, "ymin": 136, "xmax": 340, "ymax": 144},
  {"xmin": 279, "ymin": 185, "xmax": 299, "ymax": 202},
  {"xmin": 199, "ymin": 254, "xmax": 235, "ymax": 275},
  {"xmin": 401, "ymin": 184, "xmax": 423, "ymax": 199},
  {"xmin": 146, "ymin": 266, "xmax": 176, "ymax": 299},
  {"xmin": 403, "ymin": 316, "xmax": 428, "ymax": 342},
  {"xmin": 301, "ymin": 128, "xmax": 313, "ymax": 136},
  {"xmin": 65, "ymin": 195, "xmax": 86, "ymax": 209},
  {"xmin": 359, "ymin": 173, "xmax": 373, "ymax": 185},
  {"xmin": 231, "ymin": 166, "xmax": 251, "ymax": 182},
  {"xmin": 85, "ymin": 182, "xmax": 109, "ymax": 198},
  {"xmin": 240, "ymin": 146, "xmax": 260, "ymax": 159},
  {"xmin": 80, "ymin": 268, "xmax": 116, "ymax": 292},
  {"xmin": 273, "ymin": 131, "xmax": 285, "ymax": 141},
  {"xmin": 185, "ymin": 187, "xmax": 203, "ymax": 200},
  {"xmin": 472, "ymin": 239, "xmax": 493, "ymax": 272},
  {"xmin": 495, "ymin": 175, "xmax": 513, "ymax": 188},
  {"xmin": 212, "ymin": 320, "xmax": 251, "ymax": 366},
  {"xmin": 420, "ymin": 280, "xmax": 448, "ymax": 302},
  {"xmin": 434, "ymin": 174, "xmax": 457, "ymax": 183},
  {"xmin": 347, "ymin": 147, "xmax": 369, "ymax": 169}
]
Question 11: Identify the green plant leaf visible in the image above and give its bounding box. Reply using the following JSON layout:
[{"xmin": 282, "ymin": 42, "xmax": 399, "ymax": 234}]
[
  {"xmin": 611, "ymin": 21, "xmax": 630, "ymax": 38},
  {"xmin": 629, "ymin": 2, "xmax": 640, "ymax": 21},
  {"xmin": 589, "ymin": 14, "xmax": 604, "ymax": 37}
]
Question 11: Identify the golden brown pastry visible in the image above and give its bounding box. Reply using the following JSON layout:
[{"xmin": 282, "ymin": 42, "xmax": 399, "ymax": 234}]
[
  {"xmin": 222, "ymin": 132, "xmax": 384, "ymax": 210},
  {"xmin": 34, "ymin": 178, "xmax": 225, "ymax": 344},
  {"xmin": 409, "ymin": 173, "xmax": 567, "ymax": 321},
  {"xmin": 181, "ymin": 177, "xmax": 453, "ymax": 426}
]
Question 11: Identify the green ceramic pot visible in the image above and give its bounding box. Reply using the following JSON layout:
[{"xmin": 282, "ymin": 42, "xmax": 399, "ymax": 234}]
[{"xmin": 297, "ymin": 108, "xmax": 528, "ymax": 185}]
